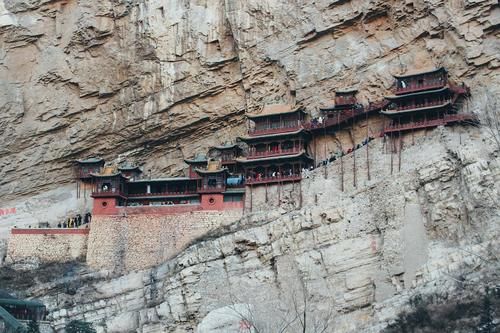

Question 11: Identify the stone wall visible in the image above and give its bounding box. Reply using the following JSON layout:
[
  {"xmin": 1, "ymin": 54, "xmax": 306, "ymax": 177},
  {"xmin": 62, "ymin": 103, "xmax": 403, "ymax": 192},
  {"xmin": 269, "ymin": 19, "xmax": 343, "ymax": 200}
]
[
  {"xmin": 6, "ymin": 229, "xmax": 89, "ymax": 264},
  {"xmin": 86, "ymin": 211, "xmax": 242, "ymax": 272}
]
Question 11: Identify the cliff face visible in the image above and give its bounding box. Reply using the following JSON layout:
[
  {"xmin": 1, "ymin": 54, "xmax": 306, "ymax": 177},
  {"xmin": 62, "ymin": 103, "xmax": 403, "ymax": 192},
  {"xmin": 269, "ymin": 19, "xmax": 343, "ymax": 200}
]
[
  {"xmin": 13, "ymin": 128, "xmax": 499, "ymax": 333},
  {"xmin": 0, "ymin": 0, "xmax": 498, "ymax": 200},
  {"xmin": 1, "ymin": 1, "xmax": 499, "ymax": 332}
]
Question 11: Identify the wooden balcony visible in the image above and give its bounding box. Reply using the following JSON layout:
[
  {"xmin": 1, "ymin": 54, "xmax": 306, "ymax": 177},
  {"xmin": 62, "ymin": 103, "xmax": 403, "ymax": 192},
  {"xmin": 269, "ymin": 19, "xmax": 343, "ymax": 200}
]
[
  {"xmin": 246, "ymin": 174, "xmax": 302, "ymax": 185},
  {"xmin": 383, "ymin": 99, "xmax": 451, "ymax": 114},
  {"xmin": 127, "ymin": 190, "xmax": 198, "ymax": 198},
  {"xmin": 91, "ymin": 189, "xmax": 126, "ymax": 198},
  {"xmin": 449, "ymin": 83, "xmax": 470, "ymax": 96},
  {"xmin": 395, "ymin": 81, "xmax": 446, "ymax": 95},
  {"xmin": 383, "ymin": 113, "xmax": 477, "ymax": 134},
  {"xmin": 305, "ymin": 106, "xmax": 370, "ymax": 130},
  {"xmin": 247, "ymin": 147, "xmax": 302, "ymax": 159},
  {"xmin": 197, "ymin": 185, "xmax": 226, "ymax": 193},
  {"xmin": 249, "ymin": 124, "xmax": 302, "ymax": 137}
]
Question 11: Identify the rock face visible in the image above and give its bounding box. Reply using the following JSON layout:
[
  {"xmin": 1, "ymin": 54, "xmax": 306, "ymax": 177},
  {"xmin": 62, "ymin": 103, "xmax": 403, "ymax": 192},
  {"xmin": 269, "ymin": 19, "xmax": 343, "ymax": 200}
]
[
  {"xmin": 17, "ymin": 127, "xmax": 500, "ymax": 333},
  {"xmin": 1, "ymin": 0, "xmax": 499, "ymax": 332},
  {"xmin": 0, "ymin": 0, "xmax": 499, "ymax": 201}
]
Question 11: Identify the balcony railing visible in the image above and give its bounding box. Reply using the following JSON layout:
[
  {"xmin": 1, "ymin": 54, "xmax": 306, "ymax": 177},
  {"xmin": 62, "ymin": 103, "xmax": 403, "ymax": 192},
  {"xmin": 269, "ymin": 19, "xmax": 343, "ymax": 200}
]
[
  {"xmin": 449, "ymin": 83, "xmax": 469, "ymax": 95},
  {"xmin": 444, "ymin": 113, "xmax": 478, "ymax": 123},
  {"xmin": 197, "ymin": 184, "xmax": 226, "ymax": 193},
  {"xmin": 246, "ymin": 174, "xmax": 302, "ymax": 185},
  {"xmin": 127, "ymin": 190, "xmax": 198, "ymax": 197},
  {"xmin": 305, "ymin": 107, "xmax": 367, "ymax": 130},
  {"xmin": 247, "ymin": 147, "xmax": 302, "ymax": 159},
  {"xmin": 395, "ymin": 80, "xmax": 446, "ymax": 94},
  {"xmin": 249, "ymin": 123, "xmax": 303, "ymax": 136},
  {"xmin": 384, "ymin": 118, "xmax": 446, "ymax": 133},
  {"xmin": 91, "ymin": 189, "xmax": 126, "ymax": 197},
  {"xmin": 383, "ymin": 113, "xmax": 477, "ymax": 134},
  {"xmin": 387, "ymin": 99, "xmax": 451, "ymax": 112}
]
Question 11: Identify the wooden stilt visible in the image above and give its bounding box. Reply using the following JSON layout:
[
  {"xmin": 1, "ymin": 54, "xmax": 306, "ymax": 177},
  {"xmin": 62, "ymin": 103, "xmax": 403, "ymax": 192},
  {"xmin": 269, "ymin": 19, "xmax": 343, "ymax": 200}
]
[
  {"xmin": 353, "ymin": 147, "xmax": 356, "ymax": 188},
  {"xmin": 278, "ymin": 181, "xmax": 281, "ymax": 207},
  {"xmin": 299, "ymin": 181, "xmax": 303, "ymax": 209},
  {"xmin": 265, "ymin": 183, "xmax": 268, "ymax": 202},
  {"xmin": 366, "ymin": 112, "xmax": 370, "ymax": 181},
  {"xmin": 398, "ymin": 133, "xmax": 402, "ymax": 172},
  {"xmin": 243, "ymin": 187, "xmax": 246, "ymax": 214},
  {"xmin": 250, "ymin": 185, "xmax": 253, "ymax": 212},
  {"xmin": 340, "ymin": 153, "xmax": 344, "ymax": 192},
  {"xmin": 324, "ymin": 127, "xmax": 328, "ymax": 179},
  {"xmin": 390, "ymin": 131, "xmax": 394, "ymax": 175}
]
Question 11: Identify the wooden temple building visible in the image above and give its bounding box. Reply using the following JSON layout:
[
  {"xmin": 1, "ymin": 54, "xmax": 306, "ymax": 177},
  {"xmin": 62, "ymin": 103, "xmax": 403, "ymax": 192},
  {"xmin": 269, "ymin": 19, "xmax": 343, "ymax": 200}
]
[
  {"xmin": 237, "ymin": 105, "xmax": 313, "ymax": 185},
  {"xmin": 72, "ymin": 67, "xmax": 476, "ymax": 216},
  {"xmin": 306, "ymin": 90, "xmax": 387, "ymax": 132},
  {"xmin": 382, "ymin": 67, "xmax": 475, "ymax": 134}
]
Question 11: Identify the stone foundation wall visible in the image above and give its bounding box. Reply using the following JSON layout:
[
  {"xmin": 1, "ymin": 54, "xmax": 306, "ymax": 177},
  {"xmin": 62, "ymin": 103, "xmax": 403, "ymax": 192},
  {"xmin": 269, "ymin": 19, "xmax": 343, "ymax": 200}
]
[
  {"xmin": 86, "ymin": 211, "xmax": 242, "ymax": 271},
  {"xmin": 6, "ymin": 229, "xmax": 89, "ymax": 264}
]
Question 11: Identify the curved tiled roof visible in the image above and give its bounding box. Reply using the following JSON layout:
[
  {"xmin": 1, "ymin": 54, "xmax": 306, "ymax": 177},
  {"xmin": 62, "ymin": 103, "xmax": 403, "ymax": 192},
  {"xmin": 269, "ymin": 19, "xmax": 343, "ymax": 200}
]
[
  {"xmin": 246, "ymin": 105, "xmax": 304, "ymax": 119},
  {"xmin": 76, "ymin": 157, "xmax": 104, "ymax": 164}
]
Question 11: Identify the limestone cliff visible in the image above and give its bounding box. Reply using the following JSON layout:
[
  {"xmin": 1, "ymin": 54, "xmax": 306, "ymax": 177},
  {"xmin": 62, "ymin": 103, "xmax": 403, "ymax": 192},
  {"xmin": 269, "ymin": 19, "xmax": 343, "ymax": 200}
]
[
  {"xmin": 1, "ymin": 0, "xmax": 499, "ymax": 332},
  {"xmin": 0, "ymin": 0, "xmax": 498, "ymax": 200}
]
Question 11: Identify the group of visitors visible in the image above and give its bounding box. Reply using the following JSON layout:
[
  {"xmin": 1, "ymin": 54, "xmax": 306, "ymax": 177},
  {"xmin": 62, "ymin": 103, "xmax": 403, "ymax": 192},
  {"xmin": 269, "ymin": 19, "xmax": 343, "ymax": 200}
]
[
  {"xmin": 57, "ymin": 212, "xmax": 92, "ymax": 228},
  {"xmin": 246, "ymin": 168, "xmax": 298, "ymax": 181},
  {"xmin": 309, "ymin": 116, "xmax": 325, "ymax": 128},
  {"xmin": 315, "ymin": 136, "xmax": 375, "ymax": 168}
]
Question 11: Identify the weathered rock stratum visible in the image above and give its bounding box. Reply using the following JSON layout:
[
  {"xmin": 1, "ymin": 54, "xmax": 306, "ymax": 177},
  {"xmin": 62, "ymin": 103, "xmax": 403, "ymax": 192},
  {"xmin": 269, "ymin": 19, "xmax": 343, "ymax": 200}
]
[
  {"xmin": 0, "ymin": 0, "xmax": 499, "ymax": 200},
  {"xmin": 0, "ymin": 0, "xmax": 499, "ymax": 332}
]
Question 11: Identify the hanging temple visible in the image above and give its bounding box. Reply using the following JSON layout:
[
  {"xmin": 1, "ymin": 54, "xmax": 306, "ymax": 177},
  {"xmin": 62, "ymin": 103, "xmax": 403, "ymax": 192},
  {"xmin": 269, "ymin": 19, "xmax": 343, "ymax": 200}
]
[{"xmin": 70, "ymin": 67, "xmax": 478, "ymax": 216}]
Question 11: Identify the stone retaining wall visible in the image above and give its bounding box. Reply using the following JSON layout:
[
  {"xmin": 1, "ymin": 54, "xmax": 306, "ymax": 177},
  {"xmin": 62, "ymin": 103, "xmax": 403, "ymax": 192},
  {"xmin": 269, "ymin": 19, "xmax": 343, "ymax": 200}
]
[
  {"xmin": 86, "ymin": 211, "xmax": 242, "ymax": 271},
  {"xmin": 6, "ymin": 229, "xmax": 89, "ymax": 264}
]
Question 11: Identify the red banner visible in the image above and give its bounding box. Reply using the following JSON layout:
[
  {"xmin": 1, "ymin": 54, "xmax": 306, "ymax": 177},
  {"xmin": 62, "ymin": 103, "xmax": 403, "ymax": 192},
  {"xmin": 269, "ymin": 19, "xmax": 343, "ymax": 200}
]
[{"xmin": 0, "ymin": 207, "xmax": 16, "ymax": 216}]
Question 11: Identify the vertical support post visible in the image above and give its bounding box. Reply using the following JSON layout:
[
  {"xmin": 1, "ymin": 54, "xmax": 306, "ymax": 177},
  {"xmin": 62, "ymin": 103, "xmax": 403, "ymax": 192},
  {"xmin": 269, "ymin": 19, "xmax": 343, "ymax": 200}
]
[
  {"xmin": 353, "ymin": 146, "xmax": 356, "ymax": 188},
  {"xmin": 299, "ymin": 181, "xmax": 303, "ymax": 209},
  {"xmin": 313, "ymin": 137, "xmax": 317, "ymax": 166},
  {"xmin": 340, "ymin": 153, "xmax": 344, "ymax": 192},
  {"xmin": 278, "ymin": 181, "xmax": 281, "ymax": 207},
  {"xmin": 250, "ymin": 185, "xmax": 253, "ymax": 212},
  {"xmin": 366, "ymin": 112, "xmax": 370, "ymax": 181},
  {"xmin": 265, "ymin": 183, "xmax": 268, "ymax": 203},
  {"xmin": 390, "ymin": 131, "xmax": 394, "ymax": 175},
  {"xmin": 398, "ymin": 132, "xmax": 402, "ymax": 172}
]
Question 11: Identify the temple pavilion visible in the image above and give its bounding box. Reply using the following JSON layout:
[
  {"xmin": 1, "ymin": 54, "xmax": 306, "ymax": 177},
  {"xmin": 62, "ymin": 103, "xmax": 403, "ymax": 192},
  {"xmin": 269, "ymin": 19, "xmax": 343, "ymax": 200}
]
[
  {"xmin": 75, "ymin": 157, "xmax": 104, "ymax": 180},
  {"xmin": 207, "ymin": 143, "xmax": 243, "ymax": 175},
  {"xmin": 307, "ymin": 89, "xmax": 386, "ymax": 132},
  {"xmin": 381, "ymin": 67, "xmax": 475, "ymax": 133},
  {"xmin": 184, "ymin": 153, "xmax": 208, "ymax": 178},
  {"xmin": 237, "ymin": 104, "xmax": 313, "ymax": 185}
]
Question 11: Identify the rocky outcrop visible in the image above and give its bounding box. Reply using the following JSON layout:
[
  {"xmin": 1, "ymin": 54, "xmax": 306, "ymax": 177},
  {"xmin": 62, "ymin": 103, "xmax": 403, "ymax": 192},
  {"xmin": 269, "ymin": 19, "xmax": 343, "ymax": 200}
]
[
  {"xmin": 13, "ymin": 127, "xmax": 498, "ymax": 333},
  {"xmin": 0, "ymin": 0, "xmax": 498, "ymax": 201}
]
